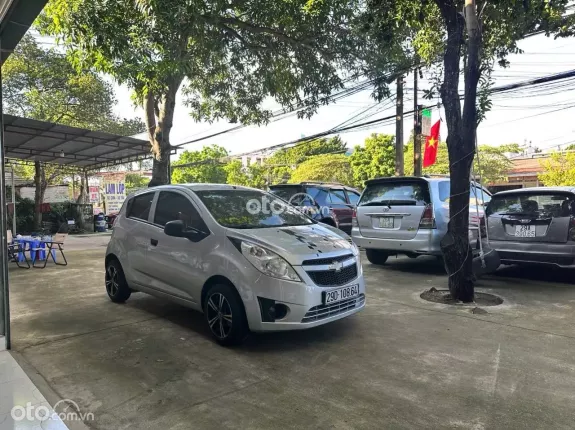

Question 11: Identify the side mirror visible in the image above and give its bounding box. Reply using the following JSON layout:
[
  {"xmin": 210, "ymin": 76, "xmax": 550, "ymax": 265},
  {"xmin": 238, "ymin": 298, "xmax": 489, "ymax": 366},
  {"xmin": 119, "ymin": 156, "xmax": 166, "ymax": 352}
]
[
  {"xmin": 164, "ymin": 220, "xmax": 208, "ymax": 242},
  {"xmin": 164, "ymin": 220, "xmax": 185, "ymax": 237}
]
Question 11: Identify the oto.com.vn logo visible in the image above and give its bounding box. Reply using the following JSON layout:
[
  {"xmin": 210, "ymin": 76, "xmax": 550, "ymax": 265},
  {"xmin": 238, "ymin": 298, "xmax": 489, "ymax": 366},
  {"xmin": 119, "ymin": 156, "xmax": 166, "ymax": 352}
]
[
  {"xmin": 246, "ymin": 193, "xmax": 331, "ymax": 217},
  {"xmin": 11, "ymin": 399, "xmax": 94, "ymax": 423}
]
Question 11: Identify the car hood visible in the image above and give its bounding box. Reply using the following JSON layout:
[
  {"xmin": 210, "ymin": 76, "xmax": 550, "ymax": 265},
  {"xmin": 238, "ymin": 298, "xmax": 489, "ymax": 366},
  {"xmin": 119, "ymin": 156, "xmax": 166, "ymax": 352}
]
[{"xmin": 226, "ymin": 223, "xmax": 355, "ymax": 265}]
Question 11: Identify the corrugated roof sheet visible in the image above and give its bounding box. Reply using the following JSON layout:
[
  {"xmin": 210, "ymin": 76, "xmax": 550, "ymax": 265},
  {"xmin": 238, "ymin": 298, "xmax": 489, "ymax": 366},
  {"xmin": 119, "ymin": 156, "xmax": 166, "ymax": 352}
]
[{"xmin": 3, "ymin": 115, "xmax": 173, "ymax": 170}]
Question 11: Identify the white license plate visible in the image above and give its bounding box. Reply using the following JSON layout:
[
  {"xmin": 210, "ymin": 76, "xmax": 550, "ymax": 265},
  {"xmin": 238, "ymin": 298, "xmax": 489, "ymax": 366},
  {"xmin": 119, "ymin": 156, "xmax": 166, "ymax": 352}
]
[
  {"xmin": 515, "ymin": 225, "xmax": 535, "ymax": 237},
  {"xmin": 378, "ymin": 217, "xmax": 394, "ymax": 228},
  {"xmin": 324, "ymin": 284, "xmax": 360, "ymax": 305}
]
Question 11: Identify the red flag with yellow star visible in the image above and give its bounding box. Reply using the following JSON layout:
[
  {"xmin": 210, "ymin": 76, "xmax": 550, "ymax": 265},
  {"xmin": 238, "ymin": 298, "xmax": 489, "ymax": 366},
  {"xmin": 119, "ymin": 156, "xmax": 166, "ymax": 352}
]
[{"xmin": 423, "ymin": 120, "xmax": 441, "ymax": 168}]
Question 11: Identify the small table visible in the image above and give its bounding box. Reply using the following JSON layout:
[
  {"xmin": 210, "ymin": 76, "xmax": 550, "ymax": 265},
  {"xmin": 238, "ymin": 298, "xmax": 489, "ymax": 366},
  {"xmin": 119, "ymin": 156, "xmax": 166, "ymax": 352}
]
[{"xmin": 13, "ymin": 237, "xmax": 57, "ymax": 269}]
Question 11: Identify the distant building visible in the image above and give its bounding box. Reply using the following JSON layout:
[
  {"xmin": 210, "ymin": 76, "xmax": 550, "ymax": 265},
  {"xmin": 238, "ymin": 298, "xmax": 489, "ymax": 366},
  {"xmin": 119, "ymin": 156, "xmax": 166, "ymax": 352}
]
[{"xmin": 490, "ymin": 156, "xmax": 546, "ymax": 192}]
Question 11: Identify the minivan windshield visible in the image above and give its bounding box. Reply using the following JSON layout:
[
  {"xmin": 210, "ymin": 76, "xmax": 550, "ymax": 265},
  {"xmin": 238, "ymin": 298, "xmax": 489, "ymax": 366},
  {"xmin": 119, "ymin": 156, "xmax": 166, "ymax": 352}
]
[
  {"xmin": 194, "ymin": 189, "xmax": 314, "ymax": 229},
  {"xmin": 487, "ymin": 192, "xmax": 575, "ymax": 218},
  {"xmin": 358, "ymin": 181, "xmax": 430, "ymax": 207}
]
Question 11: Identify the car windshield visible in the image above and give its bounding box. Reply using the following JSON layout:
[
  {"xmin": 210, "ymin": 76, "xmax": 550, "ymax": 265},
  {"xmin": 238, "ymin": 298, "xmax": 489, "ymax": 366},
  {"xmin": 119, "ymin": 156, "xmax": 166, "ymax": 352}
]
[
  {"xmin": 487, "ymin": 192, "xmax": 575, "ymax": 218},
  {"xmin": 194, "ymin": 189, "xmax": 314, "ymax": 229},
  {"xmin": 358, "ymin": 181, "xmax": 430, "ymax": 207}
]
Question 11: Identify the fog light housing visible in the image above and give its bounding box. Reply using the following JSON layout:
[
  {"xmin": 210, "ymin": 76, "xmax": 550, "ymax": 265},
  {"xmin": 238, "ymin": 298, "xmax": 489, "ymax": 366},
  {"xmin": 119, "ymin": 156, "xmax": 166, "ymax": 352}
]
[
  {"xmin": 569, "ymin": 227, "xmax": 575, "ymax": 241},
  {"xmin": 257, "ymin": 297, "xmax": 289, "ymax": 322}
]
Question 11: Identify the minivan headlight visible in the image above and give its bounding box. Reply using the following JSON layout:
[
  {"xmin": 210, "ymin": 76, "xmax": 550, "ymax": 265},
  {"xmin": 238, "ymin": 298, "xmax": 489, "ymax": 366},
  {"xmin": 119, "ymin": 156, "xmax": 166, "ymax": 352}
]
[{"xmin": 240, "ymin": 241, "xmax": 301, "ymax": 282}]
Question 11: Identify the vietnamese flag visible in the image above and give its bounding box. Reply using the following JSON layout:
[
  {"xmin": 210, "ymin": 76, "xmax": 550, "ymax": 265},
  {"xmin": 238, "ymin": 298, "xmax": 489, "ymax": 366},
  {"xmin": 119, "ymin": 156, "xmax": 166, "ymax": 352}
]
[{"xmin": 423, "ymin": 120, "xmax": 441, "ymax": 168}]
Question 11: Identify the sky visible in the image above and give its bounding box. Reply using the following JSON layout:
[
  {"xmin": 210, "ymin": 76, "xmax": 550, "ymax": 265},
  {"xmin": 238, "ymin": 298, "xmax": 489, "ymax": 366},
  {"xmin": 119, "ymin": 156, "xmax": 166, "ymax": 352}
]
[{"xmin": 106, "ymin": 33, "xmax": 575, "ymax": 158}]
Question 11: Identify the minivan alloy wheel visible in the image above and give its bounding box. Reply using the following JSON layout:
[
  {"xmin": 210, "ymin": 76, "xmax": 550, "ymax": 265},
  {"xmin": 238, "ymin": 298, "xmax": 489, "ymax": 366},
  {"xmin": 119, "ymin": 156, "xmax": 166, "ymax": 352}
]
[{"xmin": 206, "ymin": 293, "xmax": 233, "ymax": 339}]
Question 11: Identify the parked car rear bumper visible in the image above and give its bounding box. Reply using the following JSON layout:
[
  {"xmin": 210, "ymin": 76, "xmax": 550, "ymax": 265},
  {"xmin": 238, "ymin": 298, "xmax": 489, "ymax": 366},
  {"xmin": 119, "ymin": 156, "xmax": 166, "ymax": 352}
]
[
  {"xmin": 351, "ymin": 228, "xmax": 445, "ymax": 255},
  {"xmin": 490, "ymin": 240, "xmax": 575, "ymax": 267}
]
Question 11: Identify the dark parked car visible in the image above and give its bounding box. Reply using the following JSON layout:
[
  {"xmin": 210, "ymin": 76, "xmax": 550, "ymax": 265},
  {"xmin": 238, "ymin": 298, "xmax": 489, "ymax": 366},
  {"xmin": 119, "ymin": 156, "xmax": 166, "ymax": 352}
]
[
  {"xmin": 486, "ymin": 186, "xmax": 575, "ymax": 267},
  {"xmin": 269, "ymin": 182, "xmax": 361, "ymax": 234}
]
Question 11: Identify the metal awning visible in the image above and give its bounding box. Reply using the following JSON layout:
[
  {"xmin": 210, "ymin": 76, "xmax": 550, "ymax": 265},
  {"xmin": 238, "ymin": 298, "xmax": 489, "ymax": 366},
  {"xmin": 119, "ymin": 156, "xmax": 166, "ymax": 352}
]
[{"xmin": 3, "ymin": 115, "xmax": 171, "ymax": 170}]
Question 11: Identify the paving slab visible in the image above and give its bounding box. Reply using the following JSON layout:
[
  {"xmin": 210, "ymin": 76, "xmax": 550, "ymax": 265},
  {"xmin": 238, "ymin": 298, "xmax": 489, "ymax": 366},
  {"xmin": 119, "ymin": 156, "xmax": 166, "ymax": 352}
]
[{"xmin": 7, "ymin": 250, "xmax": 575, "ymax": 429}]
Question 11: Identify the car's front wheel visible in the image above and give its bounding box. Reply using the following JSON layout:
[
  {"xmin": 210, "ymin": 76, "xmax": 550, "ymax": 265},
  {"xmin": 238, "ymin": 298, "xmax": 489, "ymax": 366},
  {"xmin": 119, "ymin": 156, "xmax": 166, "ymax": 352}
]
[
  {"xmin": 204, "ymin": 284, "xmax": 249, "ymax": 346},
  {"xmin": 105, "ymin": 259, "xmax": 131, "ymax": 303},
  {"xmin": 365, "ymin": 249, "xmax": 389, "ymax": 265}
]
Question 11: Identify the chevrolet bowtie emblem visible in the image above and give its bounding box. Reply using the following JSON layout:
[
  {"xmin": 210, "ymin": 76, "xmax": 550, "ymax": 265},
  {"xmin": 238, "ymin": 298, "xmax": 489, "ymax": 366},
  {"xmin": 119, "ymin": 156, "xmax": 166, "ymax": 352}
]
[{"xmin": 328, "ymin": 261, "xmax": 343, "ymax": 272}]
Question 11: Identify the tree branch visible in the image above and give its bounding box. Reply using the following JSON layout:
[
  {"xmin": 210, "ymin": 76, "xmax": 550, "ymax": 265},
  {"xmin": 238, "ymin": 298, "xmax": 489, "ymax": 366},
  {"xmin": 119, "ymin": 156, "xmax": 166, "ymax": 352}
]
[{"xmin": 203, "ymin": 15, "xmax": 324, "ymax": 54}]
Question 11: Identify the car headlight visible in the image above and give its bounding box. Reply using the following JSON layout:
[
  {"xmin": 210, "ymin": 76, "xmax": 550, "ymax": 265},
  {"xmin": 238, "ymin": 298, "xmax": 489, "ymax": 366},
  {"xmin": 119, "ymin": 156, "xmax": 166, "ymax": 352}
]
[{"xmin": 240, "ymin": 241, "xmax": 301, "ymax": 282}]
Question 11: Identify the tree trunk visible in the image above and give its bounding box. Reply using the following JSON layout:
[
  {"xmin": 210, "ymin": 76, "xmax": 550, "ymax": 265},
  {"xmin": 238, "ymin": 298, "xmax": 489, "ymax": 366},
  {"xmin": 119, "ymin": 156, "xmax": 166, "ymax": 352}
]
[
  {"xmin": 33, "ymin": 161, "xmax": 46, "ymax": 231},
  {"xmin": 436, "ymin": 0, "xmax": 482, "ymax": 302},
  {"xmin": 146, "ymin": 78, "xmax": 181, "ymax": 186}
]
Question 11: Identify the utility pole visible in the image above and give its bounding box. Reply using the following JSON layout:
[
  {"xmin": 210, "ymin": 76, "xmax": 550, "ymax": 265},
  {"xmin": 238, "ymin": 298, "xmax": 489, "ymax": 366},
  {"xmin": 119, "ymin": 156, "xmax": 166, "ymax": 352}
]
[
  {"xmin": 395, "ymin": 76, "xmax": 404, "ymax": 176},
  {"xmin": 413, "ymin": 69, "xmax": 422, "ymax": 177}
]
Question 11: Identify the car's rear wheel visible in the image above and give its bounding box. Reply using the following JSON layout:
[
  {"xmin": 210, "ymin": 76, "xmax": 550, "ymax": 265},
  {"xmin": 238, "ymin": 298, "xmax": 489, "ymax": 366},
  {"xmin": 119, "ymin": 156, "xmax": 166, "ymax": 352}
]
[
  {"xmin": 105, "ymin": 259, "xmax": 131, "ymax": 303},
  {"xmin": 204, "ymin": 284, "xmax": 249, "ymax": 346},
  {"xmin": 365, "ymin": 249, "xmax": 389, "ymax": 265}
]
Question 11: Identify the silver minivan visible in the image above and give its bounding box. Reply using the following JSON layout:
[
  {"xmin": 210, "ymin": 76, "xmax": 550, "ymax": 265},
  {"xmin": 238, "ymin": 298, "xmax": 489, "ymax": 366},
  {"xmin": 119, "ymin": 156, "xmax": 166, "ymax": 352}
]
[
  {"xmin": 105, "ymin": 184, "xmax": 365, "ymax": 345},
  {"xmin": 352, "ymin": 176, "xmax": 491, "ymax": 264}
]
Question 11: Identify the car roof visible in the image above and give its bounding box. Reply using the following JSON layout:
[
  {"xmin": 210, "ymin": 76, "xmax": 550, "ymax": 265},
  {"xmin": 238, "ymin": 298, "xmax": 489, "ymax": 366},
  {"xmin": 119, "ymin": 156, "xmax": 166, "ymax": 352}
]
[
  {"xmin": 269, "ymin": 182, "xmax": 359, "ymax": 192},
  {"xmin": 494, "ymin": 186, "xmax": 575, "ymax": 196},
  {"xmin": 132, "ymin": 183, "xmax": 263, "ymax": 195},
  {"xmin": 364, "ymin": 176, "xmax": 487, "ymax": 188}
]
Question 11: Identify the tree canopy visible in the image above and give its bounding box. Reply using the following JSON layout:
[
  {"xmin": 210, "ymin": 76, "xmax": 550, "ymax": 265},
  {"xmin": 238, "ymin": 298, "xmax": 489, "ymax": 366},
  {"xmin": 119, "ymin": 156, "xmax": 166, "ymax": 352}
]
[
  {"xmin": 289, "ymin": 154, "xmax": 354, "ymax": 186},
  {"xmin": 39, "ymin": 0, "xmax": 365, "ymax": 184},
  {"xmin": 171, "ymin": 145, "xmax": 229, "ymax": 184},
  {"xmin": 350, "ymin": 134, "xmax": 395, "ymax": 187},
  {"xmin": 3, "ymin": 34, "xmax": 145, "ymax": 135},
  {"xmin": 266, "ymin": 136, "xmax": 347, "ymax": 183},
  {"xmin": 539, "ymin": 152, "xmax": 575, "ymax": 186}
]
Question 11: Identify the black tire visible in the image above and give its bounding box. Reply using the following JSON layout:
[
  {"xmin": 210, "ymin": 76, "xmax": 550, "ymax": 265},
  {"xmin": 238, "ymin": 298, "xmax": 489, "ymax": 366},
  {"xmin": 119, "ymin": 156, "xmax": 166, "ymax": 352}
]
[
  {"xmin": 365, "ymin": 249, "xmax": 389, "ymax": 265},
  {"xmin": 105, "ymin": 259, "xmax": 131, "ymax": 303},
  {"xmin": 204, "ymin": 284, "xmax": 249, "ymax": 346}
]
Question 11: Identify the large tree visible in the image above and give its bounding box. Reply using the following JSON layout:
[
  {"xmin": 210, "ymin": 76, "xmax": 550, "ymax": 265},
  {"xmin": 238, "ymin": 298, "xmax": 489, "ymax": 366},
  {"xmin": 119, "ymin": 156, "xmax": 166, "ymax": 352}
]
[
  {"xmin": 40, "ymin": 0, "xmax": 364, "ymax": 186},
  {"xmin": 363, "ymin": 0, "xmax": 574, "ymax": 301},
  {"xmin": 3, "ymin": 34, "xmax": 145, "ymax": 229}
]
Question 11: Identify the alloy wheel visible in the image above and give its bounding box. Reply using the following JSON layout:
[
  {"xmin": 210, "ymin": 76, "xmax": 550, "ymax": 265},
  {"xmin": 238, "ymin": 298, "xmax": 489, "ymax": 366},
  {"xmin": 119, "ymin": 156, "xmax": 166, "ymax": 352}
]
[
  {"xmin": 206, "ymin": 293, "xmax": 233, "ymax": 339},
  {"xmin": 106, "ymin": 265, "xmax": 119, "ymax": 297}
]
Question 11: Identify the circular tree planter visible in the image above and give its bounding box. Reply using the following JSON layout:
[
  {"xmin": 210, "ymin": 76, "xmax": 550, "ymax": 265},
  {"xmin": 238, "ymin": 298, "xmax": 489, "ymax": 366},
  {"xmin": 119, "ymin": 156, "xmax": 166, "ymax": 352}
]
[{"xmin": 420, "ymin": 287, "xmax": 503, "ymax": 307}]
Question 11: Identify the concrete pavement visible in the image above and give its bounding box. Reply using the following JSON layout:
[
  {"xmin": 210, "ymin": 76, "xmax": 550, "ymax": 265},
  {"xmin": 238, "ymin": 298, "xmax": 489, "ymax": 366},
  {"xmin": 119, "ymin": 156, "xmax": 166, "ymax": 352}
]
[{"xmin": 6, "ymin": 251, "xmax": 575, "ymax": 429}]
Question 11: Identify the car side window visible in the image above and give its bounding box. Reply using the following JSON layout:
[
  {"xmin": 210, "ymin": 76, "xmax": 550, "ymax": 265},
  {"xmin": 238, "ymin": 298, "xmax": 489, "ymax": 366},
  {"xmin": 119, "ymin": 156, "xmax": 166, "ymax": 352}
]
[
  {"xmin": 127, "ymin": 193, "xmax": 154, "ymax": 221},
  {"xmin": 306, "ymin": 187, "xmax": 328, "ymax": 206},
  {"xmin": 346, "ymin": 191, "xmax": 360, "ymax": 205},
  {"xmin": 329, "ymin": 189, "xmax": 348, "ymax": 205},
  {"xmin": 154, "ymin": 191, "xmax": 207, "ymax": 232}
]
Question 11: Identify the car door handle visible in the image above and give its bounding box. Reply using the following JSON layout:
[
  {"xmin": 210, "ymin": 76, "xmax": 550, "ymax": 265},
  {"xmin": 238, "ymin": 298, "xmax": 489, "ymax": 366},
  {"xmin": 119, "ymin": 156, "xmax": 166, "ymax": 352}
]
[{"xmin": 150, "ymin": 238, "xmax": 158, "ymax": 247}]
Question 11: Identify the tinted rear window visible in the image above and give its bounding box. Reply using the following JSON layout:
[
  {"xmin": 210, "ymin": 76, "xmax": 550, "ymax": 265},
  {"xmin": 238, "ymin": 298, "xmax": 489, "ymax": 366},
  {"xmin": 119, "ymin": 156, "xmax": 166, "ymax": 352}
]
[
  {"xmin": 269, "ymin": 186, "xmax": 302, "ymax": 201},
  {"xmin": 359, "ymin": 181, "xmax": 430, "ymax": 207},
  {"xmin": 487, "ymin": 192, "xmax": 575, "ymax": 217}
]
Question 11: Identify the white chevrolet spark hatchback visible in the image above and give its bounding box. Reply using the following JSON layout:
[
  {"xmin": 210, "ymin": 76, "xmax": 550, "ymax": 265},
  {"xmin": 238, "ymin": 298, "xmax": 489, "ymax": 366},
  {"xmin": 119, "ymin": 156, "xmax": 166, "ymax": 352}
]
[{"xmin": 105, "ymin": 184, "xmax": 366, "ymax": 345}]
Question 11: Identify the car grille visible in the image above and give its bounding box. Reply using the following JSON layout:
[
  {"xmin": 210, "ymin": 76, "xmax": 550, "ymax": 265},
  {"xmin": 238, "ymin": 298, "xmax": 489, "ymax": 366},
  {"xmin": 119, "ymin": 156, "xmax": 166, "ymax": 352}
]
[
  {"xmin": 306, "ymin": 264, "xmax": 358, "ymax": 287},
  {"xmin": 302, "ymin": 294, "xmax": 365, "ymax": 323},
  {"xmin": 499, "ymin": 251, "xmax": 574, "ymax": 266},
  {"xmin": 302, "ymin": 253, "xmax": 354, "ymax": 266}
]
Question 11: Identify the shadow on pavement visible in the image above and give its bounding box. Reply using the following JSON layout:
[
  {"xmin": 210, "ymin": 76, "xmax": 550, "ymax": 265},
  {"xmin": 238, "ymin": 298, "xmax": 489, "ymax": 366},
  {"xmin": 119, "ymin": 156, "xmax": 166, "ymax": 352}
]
[{"xmin": 493, "ymin": 264, "xmax": 575, "ymax": 285}]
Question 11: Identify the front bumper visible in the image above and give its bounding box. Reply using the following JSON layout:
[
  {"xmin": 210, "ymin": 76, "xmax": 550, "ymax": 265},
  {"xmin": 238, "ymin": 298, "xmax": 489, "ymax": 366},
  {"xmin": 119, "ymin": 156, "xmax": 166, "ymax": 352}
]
[
  {"xmin": 241, "ymin": 264, "xmax": 366, "ymax": 332},
  {"xmin": 490, "ymin": 240, "xmax": 575, "ymax": 267}
]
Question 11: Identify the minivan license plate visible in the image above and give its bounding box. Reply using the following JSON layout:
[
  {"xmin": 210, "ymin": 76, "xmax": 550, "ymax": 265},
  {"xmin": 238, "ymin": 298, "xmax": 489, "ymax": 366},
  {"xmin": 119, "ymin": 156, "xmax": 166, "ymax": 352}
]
[
  {"xmin": 515, "ymin": 225, "xmax": 535, "ymax": 237},
  {"xmin": 323, "ymin": 284, "xmax": 360, "ymax": 305},
  {"xmin": 379, "ymin": 217, "xmax": 394, "ymax": 228}
]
